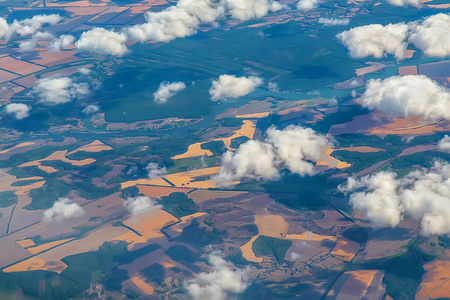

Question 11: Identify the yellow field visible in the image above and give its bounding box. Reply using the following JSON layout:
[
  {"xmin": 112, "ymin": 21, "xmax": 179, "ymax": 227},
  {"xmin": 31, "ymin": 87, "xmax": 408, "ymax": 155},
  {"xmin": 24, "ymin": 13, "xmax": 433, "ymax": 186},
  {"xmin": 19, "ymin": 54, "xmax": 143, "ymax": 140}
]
[
  {"xmin": 337, "ymin": 146, "xmax": 384, "ymax": 153},
  {"xmin": 346, "ymin": 270, "xmax": 378, "ymax": 295},
  {"xmin": 170, "ymin": 212, "xmax": 208, "ymax": 233},
  {"xmin": 416, "ymin": 260, "xmax": 450, "ymax": 300},
  {"xmin": 0, "ymin": 142, "xmax": 35, "ymax": 154},
  {"xmin": 4, "ymin": 257, "xmax": 67, "ymax": 274},
  {"xmin": 316, "ymin": 147, "xmax": 351, "ymax": 169},
  {"xmin": 368, "ymin": 117, "xmax": 445, "ymax": 135},
  {"xmin": 123, "ymin": 167, "xmax": 223, "ymax": 189},
  {"xmin": 137, "ymin": 185, "xmax": 192, "ymax": 198},
  {"xmin": 171, "ymin": 120, "xmax": 256, "ymax": 159},
  {"xmin": 164, "ymin": 167, "xmax": 222, "ymax": 189},
  {"xmin": 171, "ymin": 142, "xmax": 213, "ymax": 159},
  {"xmin": 235, "ymin": 112, "xmax": 270, "ymax": 119},
  {"xmin": 19, "ymin": 150, "xmax": 95, "ymax": 168},
  {"xmin": 255, "ymin": 215, "xmax": 289, "ymax": 238},
  {"xmin": 15, "ymin": 180, "xmax": 45, "ymax": 196},
  {"xmin": 188, "ymin": 190, "xmax": 247, "ymax": 203},
  {"xmin": 286, "ymin": 232, "xmax": 337, "ymax": 242},
  {"xmin": 37, "ymin": 226, "xmax": 134, "ymax": 262},
  {"xmin": 240, "ymin": 235, "xmax": 263, "ymax": 263},
  {"xmin": 26, "ymin": 238, "xmax": 74, "ymax": 255},
  {"xmin": 124, "ymin": 209, "xmax": 178, "ymax": 239},
  {"xmin": 72, "ymin": 140, "xmax": 112, "ymax": 153},
  {"xmin": 121, "ymin": 178, "xmax": 172, "ymax": 189},
  {"xmin": 113, "ymin": 232, "xmax": 147, "ymax": 250},
  {"xmin": 131, "ymin": 276, "xmax": 154, "ymax": 295},
  {"xmin": 221, "ymin": 120, "xmax": 256, "ymax": 150},
  {"xmin": 331, "ymin": 239, "xmax": 360, "ymax": 262},
  {"xmin": 16, "ymin": 239, "xmax": 35, "ymax": 248},
  {"xmin": 38, "ymin": 165, "xmax": 58, "ymax": 173}
]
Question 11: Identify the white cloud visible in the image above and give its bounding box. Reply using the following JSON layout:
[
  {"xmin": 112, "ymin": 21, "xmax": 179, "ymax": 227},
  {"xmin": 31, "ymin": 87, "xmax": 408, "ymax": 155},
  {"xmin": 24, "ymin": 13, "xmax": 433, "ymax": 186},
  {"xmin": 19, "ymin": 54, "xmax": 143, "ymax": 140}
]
[
  {"xmin": 409, "ymin": 13, "xmax": 450, "ymax": 58},
  {"xmin": 386, "ymin": 0, "xmax": 420, "ymax": 6},
  {"xmin": 43, "ymin": 198, "xmax": 84, "ymax": 222},
  {"xmin": 0, "ymin": 17, "xmax": 9, "ymax": 40},
  {"xmin": 318, "ymin": 18, "xmax": 350, "ymax": 26},
  {"xmin": 360, "ymin": 75, "xmax": 450, "ymax": 121},
  {"xmin": 75, "ymin": 27, "xmax": 127, "ymax": 56},
  {"xmin": 126, "ymin": 0, "xmax": 282, "ymax": 44},
  {"xmin": 78, "ymin": 68, "xmax": 91, "ymax": 75},
  {"xmin": 48, "ymin": 34, "xmax": 75, "ymax": 51},
  {"xmin": 146, "ymin": 162, "xmax": 168, "ymax": 179},
  {"xmin": 438, "ymin": 135, "xmax": 450, "ymax": 151},
  {"xmin": 340, "ymin": 172, "xmax": 403, "ymax": 228},
  {"xmin": 214, "ymin": 125, "xmax": 330, "ymax": 186},
  {"xmin": 340, "ymin": 161, "xmax": 450, "ymax": 235},
  {"xmin": 209, "ymin": 75, "xmax": 263, "ymax": 101},
  {"xmin": 126, "ymin": 0, "xmax": 224, "ymax": 43},
  {"xmin": 82, "ymin": 104, "xmax": 100, "ymax": 114},
  {"xmin": 402, "ymin": 162, "xmax": 450, "ymax": 235},
  {"xmin": 214, "ymin": 140, "xmax": 280, "ymax": 185},
  {"xmin": 223, "ymin": 0, "xmax": 283, "ymax": 21},
  {"xmin": 337, "ymin": 23, "xmax": 408, "ymax": 59},
  {"xmin": 268, "ymin": 82, "xmax": 279, "ymax": 92},
  {"xmin": 338, "ymin": 14, "xmax": 450, "ymax": 60},
  {"xmin": 153, "ymin": 81, "xmax": 186, "ymax": 104},
  {"xmin": 297, "ymin": 0, "xmax": 318, "ymax": 11},
  {"xmin": 0, "ymin": 14, "xmax": 61, "ymax": 41},
  {"xmin": 124, "ymin": 195, "xmax": 161, "ymax": 215},
  {"xmin": 18, "ymin": 31, "xmax": 53, "ymax": 52},
  {"xmin": 185, "ymin": 252, "xmax": 250, "ymax": 300},
  {"xmin": 32, "ymin": 76, "xmax": 90, "ymax": 105},
  {"xmin": 5, "ymin": 103, "xmax": 31, "ymax": 120},
  {"xmin": 266, "ymin": 125, "xmax": 330, "ymax": 175}
]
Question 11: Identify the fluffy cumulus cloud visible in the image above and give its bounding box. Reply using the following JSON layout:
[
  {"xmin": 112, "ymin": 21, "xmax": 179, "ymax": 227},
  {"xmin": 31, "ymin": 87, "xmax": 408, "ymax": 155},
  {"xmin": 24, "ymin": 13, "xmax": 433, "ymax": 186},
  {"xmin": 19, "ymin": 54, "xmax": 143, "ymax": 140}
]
[
  {"xmin": 338, "ymin": 14, "xmax": 450, "ymax": 60},
  {"xmin": 185, "ymin": 252, "xmax": 250, "ymax": 300},
  {"xmin": 438, "ymin": 135, "xmax": 450, "ymax": 151},
  {"xmin": 18, "ymin": 31, "xmax": 53, "ymax": 52},
  {"xmin": 214, "ymin": 125, "xmax": 330, "ymax": 186},
  {"xmin": 360, "ymin": 75, "xmax": 450, "ymax": 121},
  {"xmin": 386, "ymin": 0, "xmax": 420, "ymax": 6},
  {"xmin": 43, "ymin": 198, "xmax": 84, "ymax": 221},
  {"xmin": 296, "ymin": 0, "xmax": 319, "ymax": 11},
  {"xmin": 48, "ymin": 34, "xmax": 75, "ymax": 51},
  {"xmin": 268, "ymin": 82, "xmax": 279, "ymax": 92},
  {"xmin": 78, "ymin": 67, "xmax": 91, "ymax": 75},
  {"xmin": 340, "ymin": 172, "xmax": 403, "ymax": 227},
  {"xmin": 318, "ymin": 18, "xmax": 350, "ymax": 26},
  {"xmin": 74, "ymin": 0, "xmax": 282, "ymax": 55},
  {"xmin": 75, "ymin": 27, "xmax": 127, "ymax": 56},
  {"xmin": 32, "ymin": 76, "xmax": 90, "ymax": 105},
  {"xmin": 224, "ymin": 0, "xmax": 283, "ymax": 21},
  {"xmin": 209, "ymin": 75, "xmax": 263, "ymax": 101},
  {"xmin": 340, "ymin": 161, "xmax": 450, "ymax": 235},
  {"xmin": 0, "ymin": 14, "xmax": 62, "ymax": 40},
  {"xmin": 337, "ymin": 23, "xmax": 408, "ymax": 59},
  {"xmin": 82, "ymin": 104, "xmax": 100, "ymax": 114},
  {"xmin": 153, "ymin": 81, "xmax": 186, "ymax": 104},
  {"xmin": 409, "ymin": 13, "xmax": 450, "ymax": 58},
  {"xmin": 4, "ymin": 103, "xmax": 31, "ymax": 120},
  {"xmin": 126, "ymin": 0, "xmax": 224, "ymax": 43},
  {"xmin": 123, "ymin": 196, "xmax": 161, "ymax": 215},
  {"xmin": 126, "ymin": 0, "xmax": 282, "ymax": 43},
  {"xmin": 215, "ymin": 140, "xmax": 279, "ymax": 184},
  {"xmin": 146, "ymin": 162, "xmax": 168, "ymax": 179}
]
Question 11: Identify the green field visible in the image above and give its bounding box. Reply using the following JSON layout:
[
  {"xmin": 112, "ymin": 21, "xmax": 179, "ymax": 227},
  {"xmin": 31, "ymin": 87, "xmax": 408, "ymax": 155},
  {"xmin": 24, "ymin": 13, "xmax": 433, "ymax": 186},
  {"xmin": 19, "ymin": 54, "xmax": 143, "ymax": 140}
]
[{"xmin": 253, "ymin": 235, "xmax": 292, "ymax": 262}]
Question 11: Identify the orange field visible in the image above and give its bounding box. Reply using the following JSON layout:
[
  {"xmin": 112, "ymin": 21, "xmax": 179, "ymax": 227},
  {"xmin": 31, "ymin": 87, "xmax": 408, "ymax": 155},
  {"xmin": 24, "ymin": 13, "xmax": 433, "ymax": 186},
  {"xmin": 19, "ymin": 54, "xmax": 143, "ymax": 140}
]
[
  {"xmin": 416, "ymin": 260, "xmax": 450, "ymax": 300},
  {"xmin": 240, "ymin": 235, "xmax": 263, "ymax": 263},
  {"xmin": 123, "ymin": 209, "xmax": 178, "ymax": 239}
]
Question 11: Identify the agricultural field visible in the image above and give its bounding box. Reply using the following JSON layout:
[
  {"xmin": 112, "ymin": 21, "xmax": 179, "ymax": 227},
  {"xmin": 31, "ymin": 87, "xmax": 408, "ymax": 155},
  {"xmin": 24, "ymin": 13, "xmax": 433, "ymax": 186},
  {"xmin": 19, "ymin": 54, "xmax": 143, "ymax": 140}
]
[{"xmin": 0, "ymin": 0, "xmax": 449, "ymax": 299}]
